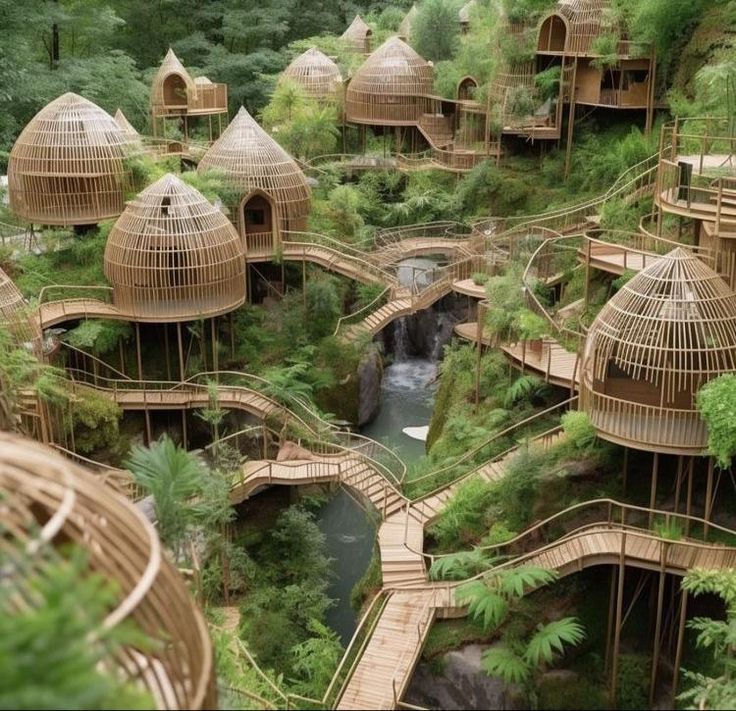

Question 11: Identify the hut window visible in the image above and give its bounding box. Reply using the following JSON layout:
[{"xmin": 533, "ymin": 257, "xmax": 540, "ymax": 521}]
[
  {"xmin": 161, "ymin": 196, "xmax": 171, "ymax": 216},
  {"xmin": 601, "ymin": 71, "xmax": 621, "ymax": 90},
  {"xmin": 246, "ymin": 209, "xmax": 265, "ymax": 226}
]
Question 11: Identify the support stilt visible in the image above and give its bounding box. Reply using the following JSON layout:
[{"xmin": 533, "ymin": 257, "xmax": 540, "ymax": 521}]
[
  {"xmin": 649, "ymin": 548, "xmax": 668, "ymax": 704},
  {"xmin": 604, "ymin": 566, "xmax": 617, "ymax": 675},
  {"xmin": 649, "ymin": 452, "xmax": 659, "ymax": 526},
  {"xmin": 622, "ymin": 447, "xmax": 629, "ymax": 495},
  {"xmin": 135, "ymin": 323, "xmax": 143, "ymax": 380},
  {"xmin": 685, "ymin": 458, "xmax": 694, "ymax": 537},
  {"xmin": 704, "ymin": 458, "xmax": 714, "ymax": 539},
  {"xmin": 176, "ymin": 322, "xmax": 186, "ymax": 382},
  {"xmin": 674, "ymin": 456, "xmax": 683, "ymax": 513},
  {"xmin": 672, "ymin": 589, "xmax": 688, "ymax": 696},
  {"xmin": 610, "ymin": 534, "xmax": 627, "ymax": 705}
]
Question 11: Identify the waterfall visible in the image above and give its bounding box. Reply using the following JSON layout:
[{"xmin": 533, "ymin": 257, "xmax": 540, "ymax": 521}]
[{"xmin": 394, "ymin": 316, "xmax": 410, "ymax": 362}]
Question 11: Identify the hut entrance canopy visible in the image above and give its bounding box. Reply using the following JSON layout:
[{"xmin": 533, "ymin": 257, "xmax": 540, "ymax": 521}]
[
  {"xmin": 197, "ymin": 106, "xmax": 311, "ymax": 254},
  {"xmin": 580, "ymin": 248, "xmax": 736, "ymax": 454},
  {"xmin": 538, "ymin": 13, "xmax": 568, "ymax": 52},
  {"xmin": 104, "ymin": 173, "xmax": 246, "ymax": 322},
  {"xmin": 7, "ymin": 92, "xmax": 138, "ymax": 227},
  {"xmin": 345, "ymin": 37, "xmax": 434, "ymax": 125},
  {"xmin": 457, "ymin": 76, "xmax": 479, "ymax": 102}
]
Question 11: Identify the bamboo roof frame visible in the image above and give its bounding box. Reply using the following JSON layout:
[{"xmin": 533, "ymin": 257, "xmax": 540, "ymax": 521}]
[
  {"xmin": 581, "ymin": 248, "xmax": 736, "ymax": 453},
  {"xmin": 399, "ymin": 4, "xmax": 418, "ymax": 38},
  {"xmin": 104, "ymin": 173, "xmax": 246, "ymax": 322},
  {"xmin": 197, "ymin": 107, "xmax": 311, "ymax": 232},
  {"xmin": 7, "ymin": 92, "xmax": 138, "ymax": 226},
  {"xmin": 281, "ymin": 47, "xmax": 343, "ymax": 100},
  {"xmin": 341, "ymin": 15, "xmax": 373, "ymax": 54},
  {"xmin": 0, "ymin": 432, "xmax": 216, "ymax": 709},
  {"xmin": 345, "ymin": 37, "xmax": 434, "ymax": 125},
  {"xmin": 0, "ymin": 266, "xmax": 42, "ymax": 352}
]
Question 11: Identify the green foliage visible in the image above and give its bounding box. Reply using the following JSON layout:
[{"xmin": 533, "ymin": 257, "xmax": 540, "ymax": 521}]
[
  {"xmin": 560, "ymin": 410, "xmax": 597, "ymax": 452},
  {"xmin": 411, "ymin": 0, "xmax": 463, "ymax": 62},
  {"xmin": 524, "ymin": 617, "xmax": 585, "ymax": 666},
  {"xmin": 615, "ymin": 653, "xmax": 650, "ymax": 710},
  {"xmin": 430, "ymin": 548, "xmax": 500, "ymax": 581},
  {"xmin": 64, "ymin": 319, "xmax": 132, "ymax": 356},
  {"xmin": 496, "ymin": 443, "xmax": 544, "ymax": 530},
  {"xmin": 611, "ymin": 269, "xmax": 637, "ymax": 292},
  {"xmin": 504, "ymin": 375, "xmax": 542, "ymax": 408},
  {"xmin": 0, "ymin": 546, "xmax": 152, "ymax": 710},
  {"xmin": 697, "ymin": 374, "xmax": 736, "ymax": 469},
  {"xmin": 64, "ymin": 386, "xmax": 122, "ymax": 455},
  {"xmin": 481, "ymin": 645, "xmax": 531, "ymax": 683}
]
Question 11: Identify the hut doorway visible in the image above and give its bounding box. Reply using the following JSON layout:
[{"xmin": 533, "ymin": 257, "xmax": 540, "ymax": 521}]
[
  {"xmin": 240, "ymin": 192, "xmax": 276, "ymax": 257},
  {"xmin": 457, "ymin": 76, "xmax": 478, "ymax": 101},
  {"xmin": 163, "ymin": 74, "xmax": 188, "ymax": 107},
  {"xmin": 538, "ymin": 15, "xmax": 567, "ymax": 53}
]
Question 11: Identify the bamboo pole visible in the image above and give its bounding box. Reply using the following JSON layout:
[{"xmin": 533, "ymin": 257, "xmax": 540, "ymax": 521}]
[
  {"xmin": 609, "ymin": 534, "xmax": 627, "ymax": 705},
  {"xmin": 649, "ymin": 452, "xmax": 659, "ymax": 527},
  {"xmin": 672, "ymin": 589, "xmax": 688, "ymax": 696},
  {"xmin": 649, "ymin": 545, "xmax": 668, "ymax": 704}
]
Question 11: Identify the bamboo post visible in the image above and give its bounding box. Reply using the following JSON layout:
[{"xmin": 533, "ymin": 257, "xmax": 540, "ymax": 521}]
[
  {"xmin": 177, "ymin": 322, "xmax": 186, "ymax": 382},
  {"xmin": 135, "ymin": 323, "xmax": 143, "ymax": 380},
  {"xmin": 672, "ymin": 589, "xmax": 688, "ymax": 696},
  {"xmin": 649, "ymin": 452, "xmax": 659, "ymax": 527},
  {"xmin": 609, "ymin": 533, "xmax": 627, "ymax": 705},
  {"xmin": 622, "ymin": 447, "xmax": 629, "ymax": 495},
  {"xmin": 673, "ymin": 456, "xmax": 683, "ymax": 513},
  {"xmin": 704, "ymin": 458, "xmax": 714, "ymax": 539},
  {"xmin": 564, "ymin": 58, "xmax": 578, "ymax": 181},
  {"xmin": 604, "ymin": 566, "xmax": 617, "ymax": 675},
  {"xmin": 685, "ymin": 458, "xmax": 694, "ymax": 537},
  {"xmin": 649, "ymin": 544, "xmax": 668, "ymax": 704}
]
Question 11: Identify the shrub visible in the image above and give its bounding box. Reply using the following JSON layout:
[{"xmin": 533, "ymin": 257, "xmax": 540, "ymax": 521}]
[
  {"xmin": 616, "ymin": 653, "xmax": 650, "ymax": 710},
  {"xmin": 560, "ymin": 411, "xmax": 597, "ymax": 452},
  {"xmin": 697, "ymin": 374, "xmax": 736, "ymax": 469}
]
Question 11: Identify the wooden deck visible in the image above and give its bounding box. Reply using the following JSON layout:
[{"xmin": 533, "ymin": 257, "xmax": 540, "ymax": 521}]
[{"xmin": 451, "ymin": 278, "xmax": 486, "ymax": 298}]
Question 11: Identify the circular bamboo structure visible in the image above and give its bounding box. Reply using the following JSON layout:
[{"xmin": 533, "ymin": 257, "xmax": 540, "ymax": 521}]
[
  {"xmin": 197, "ymin": 107, "xmax": 311, "ymax": 240},
  {"xmin": 0, "ymin": 432, "xmax": 216, "ymax": 709},
  {"xmin": 341, "ymin": 15, "xmax": 372, "ymax": 54},
  {"xmin": 104, "ymin": 173, "xmax": 246, "ymax": 322},
  {"xmin": 150, "ymin": 48, "xmax": 198, "ymax": 116},
  {"xmin": 281, "ymin": 48, "xmax": 343, "ymax": 100},
  {"xmin": 398, "ymin": 4, "xmax": 418, "ymax": 39},
  {"xmin": 0, "ymin": 267, "xmax": 42, "ymax": 353},
  {"xmin": 539, "ymin": 0, "xmax": 616, "ymax": 55},
  {"xmin": 580, "ymin": 248, "xmax": 736, "ymax": 455},
  {"xmin": 7, "ymin": 93, "xmax": 138, "ymax": 226},
  {"xmin": 345, "ymin": 37, "xmax": 434, "ymax": 125}
]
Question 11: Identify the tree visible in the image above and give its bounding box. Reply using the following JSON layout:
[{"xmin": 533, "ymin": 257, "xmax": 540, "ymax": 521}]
[
  {"xmin": 126, "ymin": 435, "xmax": 207, "ymax": 556},
  {"xmin": 696, "ymin": 374, "xmax": 736, "ymax": 469},
  {"xmin": 411, "ymin": 0, "xmax": 463, "ymax": 62},
  {"xmin": 679, "ymin": 569, "xmax": 736, "ymax": 709}
]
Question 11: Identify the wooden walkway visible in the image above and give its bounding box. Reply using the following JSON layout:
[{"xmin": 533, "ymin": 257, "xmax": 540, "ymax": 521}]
[{"xmin": 454, "ymin": 323, "xmax": 580, "ymax": 391}]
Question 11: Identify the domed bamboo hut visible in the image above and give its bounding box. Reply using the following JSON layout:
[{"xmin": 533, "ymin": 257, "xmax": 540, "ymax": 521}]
[
  {"xmin": 0, "ymin": 267, "xmax": 42, "ymax": 353},
  {"xmin": 7, "ymin": 93, "xmax": 137, "ymax": 227},
  {"xmin": 580, "ymin": 248, "xmax": 736, "ymax": 455},
  {"xmin": 149, "ymin": 49, "xmax": 228, "ymax": 140},
  {"xmin": 197, "ymin": 107, "xmax": 311, "ymax": 256},
  {"xmin": 104, "ymin": 173, "xmax": 246, "ymax": 322},
  {"xmin": 0, "ymin": 432, "xmax": 216, "ymax": 709},
  {"xmin": 341, "ymin": 15, "xmax": 372, "ymax": 54},
  {"xmin": 114, "ymin": 108, "xmax": 144, "ymax": 152},
  {"xmin": 345, "ymin": 37, "xmax": 434, "ymax": 125},
  {"xmin": 398, "ymin": 4, "xmax": 418, "ymax": 39},
  {"xmin": 281, "ymin": 48, "xmax": 343, "ymax": 100}
]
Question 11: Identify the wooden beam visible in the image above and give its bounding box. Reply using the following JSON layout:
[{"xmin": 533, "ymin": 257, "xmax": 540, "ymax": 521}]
[{"xmin": 609, "ymin": 534, "xmax": 627, "ymax": 706}]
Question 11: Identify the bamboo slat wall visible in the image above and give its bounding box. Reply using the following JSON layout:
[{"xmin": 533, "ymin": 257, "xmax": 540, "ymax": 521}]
[
  {"xmin": 197, "ymin": 107, "xmax": 311, "ymax": 235},
  {"xmin": 0, "ymin": 433, "xmax": 216, "ymax": 709},
  {"xmin": 104, "ymin": 173, "xmax": 246, "ymax": 322},
  {"xmin": 0, "ymin": 267, "xmax": 42, "ymax": 353},
  {"xmin": 345, "ymin": 37, "xmax": 434, "ymax": 125},
  {"xmin": 581, "ymin": 248, "xmax": 736, "ymax": 454},
  {"xmin": 341, "ymin": 15, "xmax": 372, "ymax": 54},
  {"xmin": 7, "ymin": 93, "xmax": 138, "ymax": 226},
  {"xmin": 281, "ymin": 48, "xmax": 343, "ymax": 100}
]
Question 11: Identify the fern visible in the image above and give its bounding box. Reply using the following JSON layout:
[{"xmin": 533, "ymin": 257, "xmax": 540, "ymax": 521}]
[
  {"xmin": 524, "ymin": 617, "xmax": 586, "ymax": 666},
  {"xmin": 456, "ymin": 580, "xmax": 509, "ymax": 632},
  {"xmin": 504, "ymin": 374, "xmax": 541, "ymax": 408},
  {"xmin": 481, "ymin": 645, "xmax": 530, "ymax": 684},
  {"xmin": 498, "ymin": 566, "xmax": 559, "ymax": 599},
  {"xmin": 429, "ymin": 549, "xmax": 498, "ymax": 581}
]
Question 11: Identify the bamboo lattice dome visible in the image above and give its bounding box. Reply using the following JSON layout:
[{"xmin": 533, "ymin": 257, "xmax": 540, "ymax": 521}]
[
  {"xmin": 541, "ymin": 0, "xmax": 620, "ymax": 55},
  {"xmin": 581, "ymin": 248, "xmax": 736, "ymax": 455},
  {"xmin": 0, "ymin": 432, "xmax": 216, "ymax": 709},
  {"xmin": 104, "ymin": 173, "xmax": 246, "ymax": 322},
  {"xmin": 345, "ymin": 37, "xmax": 434, "ymax": 125},
  {"xmin": 197, "ymin": 107, "xmax": 311, "ymax": 231},
  {"xmin": 341, "ymin": 15, "xmax": 373, "ymax": 53},
  {"xmin": 0, "ymin": 267, "xmax": 42, "ymax": 352},
  {"xmin": 281, "ymin": 48, "xmax": 343, "ymax": 99},
  {"xmin": 7, "ymin": 93, "xmax": 138, "ymax": 226},
  {"xmin": 399, "ymin": 4, "xmax": 418, "ymax": 37}
]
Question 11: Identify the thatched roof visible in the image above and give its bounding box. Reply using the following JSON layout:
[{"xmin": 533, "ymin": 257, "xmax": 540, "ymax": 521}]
[
  {"xmin": 197, "ymin": 107, "xmax": 311, "ymax": 227},
  {"xmin": 282, "ymin": 47, "xmax": 343, "ymax": 99},
  {"xmin": 0, "ymin": 432, "xmax": 216, "ymax": 709},
  {"xmin": 7, "ymin": 92, "xmax": 137, "ymax": 226},
  {"xmin": 104, "ymin": 173, "xmax": 246, "ymax": 322}
]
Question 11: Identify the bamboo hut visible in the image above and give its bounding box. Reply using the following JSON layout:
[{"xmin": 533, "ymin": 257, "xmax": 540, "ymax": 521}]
[
  {"xmin": 345, "ymin": 37, "xmax": 434, "ymax": 126},
  {"xmin": 399, "ymin": 4, "xmax": 418, "ymax": 39},
  {"xmin": 197, "ymin": 107, "xmax": 311, "ymax": 256},
  {"xmin": 7, "ymin": 93, "xmax": 138, "ymax": 227},
  {"xmin": 459, "ymin": 0, "xmax": 477, "ymax": 33},
  {"xmin": 0, "ymin": 432, "xmax": 216, "ymax": 709},
  {"xmin": 104, "ymin": 173, "xmax": 246, "ymax": 322},
  {"xmin": 149, "ymin": 49, "xmax": 228, "ymax": 140},
  {"xmin": 281, "ymin": 47, "xmax": 343, "ymax": 100},
  {"xmin": 114, "ymin": 108, "xmax": 144, "ymax": 152},
  {"xmin": 580, "ymin": 248, "xmax": 736, "ymax": 455},
  {"xmin": 341, "ymin": 15, "xmax": 373, "ymax": 54}
]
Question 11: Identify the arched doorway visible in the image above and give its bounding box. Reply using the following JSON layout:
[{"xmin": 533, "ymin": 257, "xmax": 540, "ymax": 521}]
[
  {"xmin": 163, "ymin": 73, "xmax": 188, "ymax": 107},
  {"xmin": 538, "ymin": 14, "xmax": 567, "ymax": 53},
  {"xmin": 457, "ymin": 76, "xmax": 478, "ymax": 101},
  {"xmin": 240, "ymin": 191, "xmax": 276, "ymax": 257}
]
